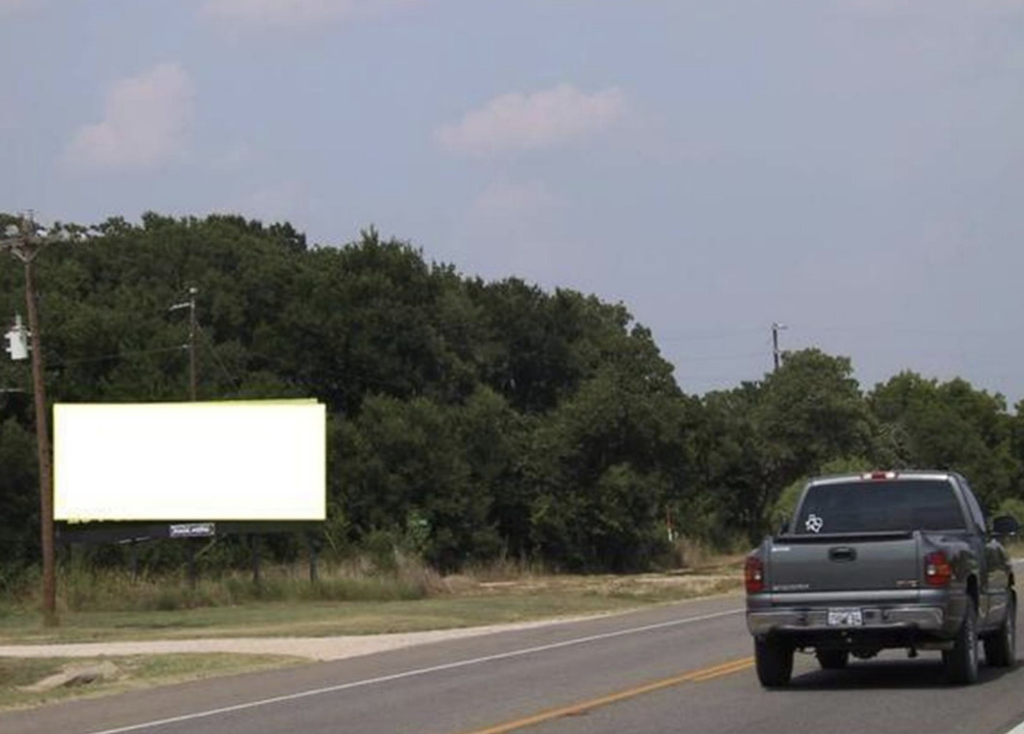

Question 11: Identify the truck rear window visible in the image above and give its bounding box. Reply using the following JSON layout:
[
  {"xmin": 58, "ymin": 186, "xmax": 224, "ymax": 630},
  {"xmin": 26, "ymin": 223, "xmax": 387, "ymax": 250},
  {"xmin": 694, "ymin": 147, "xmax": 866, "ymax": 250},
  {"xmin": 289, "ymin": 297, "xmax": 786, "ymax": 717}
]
[{"xmin": 793, "ymin": 480, "xmax": 966, "ymax": 535}]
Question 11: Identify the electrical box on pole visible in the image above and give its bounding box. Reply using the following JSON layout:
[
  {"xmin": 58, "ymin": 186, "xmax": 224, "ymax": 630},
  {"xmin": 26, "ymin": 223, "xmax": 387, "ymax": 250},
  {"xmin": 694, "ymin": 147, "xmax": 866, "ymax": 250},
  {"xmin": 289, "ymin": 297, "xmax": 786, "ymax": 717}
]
[{"xmin": 4, "ymin": 314, "xmax": 29, "ymax": 361}]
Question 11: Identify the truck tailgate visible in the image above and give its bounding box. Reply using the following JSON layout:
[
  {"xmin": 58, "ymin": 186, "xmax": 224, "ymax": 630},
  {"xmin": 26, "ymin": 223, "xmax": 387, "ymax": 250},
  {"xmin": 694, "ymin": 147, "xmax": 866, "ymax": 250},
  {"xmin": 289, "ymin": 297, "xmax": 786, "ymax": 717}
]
[{"xmin": 768, "ymin": 532, "xmax": 920, "ymax": 594}]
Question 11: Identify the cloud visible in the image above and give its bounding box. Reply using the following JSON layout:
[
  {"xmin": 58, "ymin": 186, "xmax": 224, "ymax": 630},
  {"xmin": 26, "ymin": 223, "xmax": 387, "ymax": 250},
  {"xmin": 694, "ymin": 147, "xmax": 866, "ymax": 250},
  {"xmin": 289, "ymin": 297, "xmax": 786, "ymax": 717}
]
[
  {"xmin": 200, "ymin": 0, "xmax": 420, "ymax": 28},
  {"xmin": 436, "ymin": 84, "xmax": 629, "ymax": 156},
  {"xmin": 65, "ymin": 64, "xmax": 195, "ymax": 172}
]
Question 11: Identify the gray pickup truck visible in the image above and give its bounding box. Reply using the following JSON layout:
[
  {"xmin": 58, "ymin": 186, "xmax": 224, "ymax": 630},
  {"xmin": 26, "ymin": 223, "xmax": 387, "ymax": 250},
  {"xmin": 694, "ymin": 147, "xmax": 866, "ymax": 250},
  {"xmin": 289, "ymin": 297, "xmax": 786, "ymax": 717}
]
[{"xmin": 745, "ymin": 470, "xmax": 1019, "ymax": 687}]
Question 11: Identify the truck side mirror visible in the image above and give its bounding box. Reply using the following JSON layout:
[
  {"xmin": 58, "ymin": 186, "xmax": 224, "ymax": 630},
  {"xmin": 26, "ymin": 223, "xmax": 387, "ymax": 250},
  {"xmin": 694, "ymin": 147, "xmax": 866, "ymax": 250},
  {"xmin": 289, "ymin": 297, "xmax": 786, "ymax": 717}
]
[
  {"xmin": 991, "ymin": 515, "xmax": 1020, "ymax": 537},
  {"xmin": 779, "ymin": 519, "xmax": 790, "ymax": 535}
]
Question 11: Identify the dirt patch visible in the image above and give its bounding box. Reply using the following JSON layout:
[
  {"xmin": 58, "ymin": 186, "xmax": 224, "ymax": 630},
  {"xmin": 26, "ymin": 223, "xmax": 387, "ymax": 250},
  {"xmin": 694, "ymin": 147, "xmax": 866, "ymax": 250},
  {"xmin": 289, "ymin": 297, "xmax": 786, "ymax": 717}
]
[
  {"xmin": 0, "ymin": 616, "xmax": 605, "ymax": 662},
  {"xmin": 19, "ymin": 661, "xmax": 121, "ymax": 692}
]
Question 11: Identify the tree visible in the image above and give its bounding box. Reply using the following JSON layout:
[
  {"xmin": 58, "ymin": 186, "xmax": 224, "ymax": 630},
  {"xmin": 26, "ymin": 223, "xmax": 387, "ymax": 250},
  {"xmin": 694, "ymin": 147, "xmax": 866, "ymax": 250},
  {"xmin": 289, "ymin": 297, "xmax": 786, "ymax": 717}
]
[
  {"xmin": 868, "ymin": 373, "xmax": 1019, "ymax": 509},
  {"xmin": 522, "ymin": 322, "xmax": 687, "ymax": 571}
]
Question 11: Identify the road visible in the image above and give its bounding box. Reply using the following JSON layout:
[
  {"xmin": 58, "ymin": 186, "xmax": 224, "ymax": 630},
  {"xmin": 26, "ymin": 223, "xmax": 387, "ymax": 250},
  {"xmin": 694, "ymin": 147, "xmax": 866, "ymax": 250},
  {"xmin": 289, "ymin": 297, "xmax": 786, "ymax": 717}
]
[{"xmin": 3, "ymin": 577, "xmax": 1023, "ymax": 734}]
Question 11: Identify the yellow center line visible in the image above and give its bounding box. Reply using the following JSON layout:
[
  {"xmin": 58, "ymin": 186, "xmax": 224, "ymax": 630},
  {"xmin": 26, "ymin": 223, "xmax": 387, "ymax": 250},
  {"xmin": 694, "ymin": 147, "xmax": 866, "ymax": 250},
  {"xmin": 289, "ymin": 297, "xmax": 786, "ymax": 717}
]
[{"xmin": 457, "ymin": 656, "xmax": 755, "ymax": 734}]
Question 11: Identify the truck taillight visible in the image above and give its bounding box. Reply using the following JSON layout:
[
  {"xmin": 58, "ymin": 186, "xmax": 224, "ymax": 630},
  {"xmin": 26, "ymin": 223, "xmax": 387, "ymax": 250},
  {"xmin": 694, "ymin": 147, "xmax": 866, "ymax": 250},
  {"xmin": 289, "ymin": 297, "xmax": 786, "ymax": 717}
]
[
  {"xmin": 745, "ymin": 556, "xmax": 765, "ymax": 594},
  {"xmin": 925, "ymin": 551, "xmax": 953, "ymax": 587}
]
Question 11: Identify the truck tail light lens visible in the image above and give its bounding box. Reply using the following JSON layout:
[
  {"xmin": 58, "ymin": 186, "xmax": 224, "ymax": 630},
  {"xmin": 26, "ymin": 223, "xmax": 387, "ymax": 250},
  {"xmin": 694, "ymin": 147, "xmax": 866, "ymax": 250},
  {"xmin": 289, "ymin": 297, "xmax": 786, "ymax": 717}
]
[
  {"xmin": 745, "ymin": 555, "xmax": 765, "ymax": 594},
  {"xmin": 864, "ymin": 470, "xmax": 897, "ymax": 481},
  {"xmin": 925, "ymin": 551, "xmax": 953, "ymax": 587}
]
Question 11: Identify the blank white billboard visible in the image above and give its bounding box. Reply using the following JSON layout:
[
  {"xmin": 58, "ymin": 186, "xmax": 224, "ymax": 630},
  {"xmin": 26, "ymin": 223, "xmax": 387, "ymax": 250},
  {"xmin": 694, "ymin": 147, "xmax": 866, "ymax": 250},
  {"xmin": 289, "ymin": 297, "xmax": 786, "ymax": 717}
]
[{"xmin": 54, "ymin": 401, "xmax": 326, "ymax": 522}]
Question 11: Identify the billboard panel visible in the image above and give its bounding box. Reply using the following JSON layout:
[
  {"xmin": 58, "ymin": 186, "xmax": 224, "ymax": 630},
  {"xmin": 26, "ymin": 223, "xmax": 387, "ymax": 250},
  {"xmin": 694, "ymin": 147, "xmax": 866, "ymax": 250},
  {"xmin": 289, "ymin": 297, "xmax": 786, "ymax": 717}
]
[{"xmin": 54, "ymin": 401, "xmax": 326, "ymax": 522}]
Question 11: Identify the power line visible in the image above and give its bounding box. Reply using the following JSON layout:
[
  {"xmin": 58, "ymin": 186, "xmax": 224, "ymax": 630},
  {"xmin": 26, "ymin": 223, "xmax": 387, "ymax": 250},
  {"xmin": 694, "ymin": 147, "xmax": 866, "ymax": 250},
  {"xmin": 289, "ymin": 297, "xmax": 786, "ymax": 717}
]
[{"xmin": 48, "ymin": 345, "xmax": 186, "ymax": 369}]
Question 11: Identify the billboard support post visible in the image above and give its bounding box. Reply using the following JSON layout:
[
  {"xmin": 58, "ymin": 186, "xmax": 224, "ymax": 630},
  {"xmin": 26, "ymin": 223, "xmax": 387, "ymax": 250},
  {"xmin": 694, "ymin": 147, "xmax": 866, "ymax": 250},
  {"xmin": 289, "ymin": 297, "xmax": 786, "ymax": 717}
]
[
  {"xmin": 187, "ymin": 543, "xmax": 198, "ymax": 590},
  {"xmin": 307, "ymin": 532, "xmax": 320, "ymax": 584},
  {"xmin": 250, "ymin": 534, "xmax": 262, "ymax": 588}
]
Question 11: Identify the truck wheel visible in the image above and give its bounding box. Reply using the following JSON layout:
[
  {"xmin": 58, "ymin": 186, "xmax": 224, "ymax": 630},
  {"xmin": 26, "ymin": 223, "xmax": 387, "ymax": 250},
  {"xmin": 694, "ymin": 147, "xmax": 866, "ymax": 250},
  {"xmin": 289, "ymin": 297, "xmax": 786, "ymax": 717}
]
[
  {"xmin": 815, "ymin": 650, "xmax": 849, "ymax": 670},
  {"xmin": 755, "ymin": 638, "xmax": 794, "ymax": 687},
  {"xmin": 983, "ymin": 592, "xmax": 1016, "ymax": 668},
  {"xmin": 944, "ymin": 602, "xmax": 979, "ymax": 685}
]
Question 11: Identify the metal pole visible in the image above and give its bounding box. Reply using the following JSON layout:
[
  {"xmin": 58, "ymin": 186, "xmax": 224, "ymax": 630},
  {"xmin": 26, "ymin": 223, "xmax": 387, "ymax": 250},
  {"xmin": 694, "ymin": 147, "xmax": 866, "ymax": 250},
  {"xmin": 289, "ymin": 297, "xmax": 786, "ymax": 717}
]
[
  {"xmin": 188, "ymin": 287, "xmax": 197, "ymax": 401},
  {"xmin": 170, "ymin": 287, "xmax": 198, "ymax": 401}
]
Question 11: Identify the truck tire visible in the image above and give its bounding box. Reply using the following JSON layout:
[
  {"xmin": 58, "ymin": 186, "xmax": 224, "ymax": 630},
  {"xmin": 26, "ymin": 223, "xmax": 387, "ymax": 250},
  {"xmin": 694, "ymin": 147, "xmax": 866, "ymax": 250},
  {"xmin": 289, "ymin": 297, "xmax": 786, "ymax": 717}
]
[
  {"xmin": 815, "ymin": 649, "xmax": 849, "ymax": 670},
  {"xmin": 755, "ymin": 638, "xmax": 794, "ymax": 687},
  {"xmin": 944, "ymin": 602, "xmax": 979, "ymax": 685},
  {"xmin": 983, "ymin": 592, "xmax": 1016, "ymax": 668}
]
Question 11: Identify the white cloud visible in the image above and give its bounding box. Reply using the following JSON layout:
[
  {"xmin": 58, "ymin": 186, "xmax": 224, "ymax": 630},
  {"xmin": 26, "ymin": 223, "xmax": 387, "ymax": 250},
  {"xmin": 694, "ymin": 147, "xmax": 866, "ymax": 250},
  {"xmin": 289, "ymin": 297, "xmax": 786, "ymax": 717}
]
[
  {"xmin": 201, "ymin": 0, "xmax": 419, "ymax": 28},
  {"xmin": 65, "ymin": 64, "xmax": 194, "ymax": 172},
  {"xmin": 436, "ymin": 84, "xmax": 629, "ymax": 156}
]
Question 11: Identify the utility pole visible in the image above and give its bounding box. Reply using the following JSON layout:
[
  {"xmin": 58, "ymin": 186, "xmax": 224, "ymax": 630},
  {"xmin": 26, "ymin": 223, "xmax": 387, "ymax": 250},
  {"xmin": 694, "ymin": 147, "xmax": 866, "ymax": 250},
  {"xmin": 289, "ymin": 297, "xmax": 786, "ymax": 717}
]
[
  {"xmin": 1, "ymin": 215, "xmax": 60, "ymax": 626},
  {"xmin": 170, "ymin": 287, "xmax": 198, "ymax": 401},
  {"xmin": 771, "ymin": 322, "xmax": 787, "ymax": 372}
]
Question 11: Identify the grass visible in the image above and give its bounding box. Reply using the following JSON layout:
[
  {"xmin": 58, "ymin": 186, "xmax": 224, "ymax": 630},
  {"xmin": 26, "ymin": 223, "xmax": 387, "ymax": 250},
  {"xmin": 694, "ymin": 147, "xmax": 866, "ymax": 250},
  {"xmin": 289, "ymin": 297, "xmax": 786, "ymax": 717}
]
[
  {"xmin": 53, "ymin": 559, "xmax": 437, "ymax": 613},
  {"xmin": 0, "ymin": 654, "xmax": 304, "ymax": 712},
  {"xmin": 0, "ymin": 571, "xmax": 742, "ymax": 645}
]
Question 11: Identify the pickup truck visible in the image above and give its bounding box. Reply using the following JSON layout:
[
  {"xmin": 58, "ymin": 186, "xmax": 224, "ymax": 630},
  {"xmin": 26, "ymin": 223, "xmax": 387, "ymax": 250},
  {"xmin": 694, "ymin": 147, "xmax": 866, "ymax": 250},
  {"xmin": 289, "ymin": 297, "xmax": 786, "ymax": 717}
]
[{"xmin": 745, "ymin": 470, "xmax": 1019, "ymax": 687}]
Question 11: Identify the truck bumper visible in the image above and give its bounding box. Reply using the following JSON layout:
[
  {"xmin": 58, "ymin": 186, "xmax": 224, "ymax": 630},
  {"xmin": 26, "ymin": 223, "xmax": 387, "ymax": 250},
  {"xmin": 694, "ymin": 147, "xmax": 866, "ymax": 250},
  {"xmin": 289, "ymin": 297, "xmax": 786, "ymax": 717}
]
[{"xmin": 747, "ymin": 606, "xmax": 945, "ymax": 637}]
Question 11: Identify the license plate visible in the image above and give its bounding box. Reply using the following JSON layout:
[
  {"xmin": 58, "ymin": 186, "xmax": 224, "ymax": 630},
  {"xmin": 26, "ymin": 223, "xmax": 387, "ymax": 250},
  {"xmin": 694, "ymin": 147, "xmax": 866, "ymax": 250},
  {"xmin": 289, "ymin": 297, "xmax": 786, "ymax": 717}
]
[{"xmin": 827, "ymin": 608, "xmax": 863, "ymax": 627}]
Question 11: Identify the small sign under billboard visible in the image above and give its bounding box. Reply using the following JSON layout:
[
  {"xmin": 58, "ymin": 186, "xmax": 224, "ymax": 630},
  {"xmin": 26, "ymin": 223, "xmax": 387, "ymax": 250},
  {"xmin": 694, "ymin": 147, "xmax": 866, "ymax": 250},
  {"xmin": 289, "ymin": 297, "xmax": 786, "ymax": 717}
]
[{"xmin": 169, "ymin": 523, "xmax": 216, "ymax": 538}]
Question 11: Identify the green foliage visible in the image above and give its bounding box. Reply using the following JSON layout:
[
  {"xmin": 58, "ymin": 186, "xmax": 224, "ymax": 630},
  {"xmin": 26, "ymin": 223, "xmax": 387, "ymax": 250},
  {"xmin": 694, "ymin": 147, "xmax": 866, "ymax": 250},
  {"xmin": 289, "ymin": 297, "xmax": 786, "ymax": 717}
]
[
  {"xmin": 996, "ymin": 497, "xmax": 1024, "ymax": 524},
  {"xmin": 868, "ymin": 372, "xmax": 1020, "ymax": 508},
  {"xmin": 2, "ymin": 211, "xmax": 1024, "ymax": 578},
  {"xmin": 0, "ymin": 418, "xmax": 38, "ymax": 572}
]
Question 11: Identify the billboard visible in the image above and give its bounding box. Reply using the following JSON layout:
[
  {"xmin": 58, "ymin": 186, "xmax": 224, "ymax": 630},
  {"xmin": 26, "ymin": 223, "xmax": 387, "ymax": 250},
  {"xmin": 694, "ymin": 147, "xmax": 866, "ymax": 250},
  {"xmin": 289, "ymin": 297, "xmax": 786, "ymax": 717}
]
[{"xmin": 54, "ymin": 400, "xmax": 326, "ymax": 522}]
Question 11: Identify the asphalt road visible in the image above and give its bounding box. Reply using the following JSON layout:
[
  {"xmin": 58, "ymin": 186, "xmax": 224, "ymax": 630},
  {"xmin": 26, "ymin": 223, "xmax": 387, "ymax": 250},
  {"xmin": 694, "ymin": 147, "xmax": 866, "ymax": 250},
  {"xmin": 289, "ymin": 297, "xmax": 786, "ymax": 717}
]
[{"xmin": 3, "ymin": 572, "xmax": 1024, "ymax": 734}]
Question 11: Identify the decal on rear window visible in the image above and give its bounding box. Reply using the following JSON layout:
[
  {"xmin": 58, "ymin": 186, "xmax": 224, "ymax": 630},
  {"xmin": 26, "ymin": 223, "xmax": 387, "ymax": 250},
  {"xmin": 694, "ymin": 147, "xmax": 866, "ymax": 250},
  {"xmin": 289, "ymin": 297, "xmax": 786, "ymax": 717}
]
[{"xmin": 805, "ymin": 513, "xmax": 824, "ymax": 533}]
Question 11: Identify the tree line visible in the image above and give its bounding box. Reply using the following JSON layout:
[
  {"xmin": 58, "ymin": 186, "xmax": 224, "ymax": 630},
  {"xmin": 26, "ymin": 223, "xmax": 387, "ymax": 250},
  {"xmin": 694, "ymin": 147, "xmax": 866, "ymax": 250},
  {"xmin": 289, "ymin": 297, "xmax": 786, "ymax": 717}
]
[{"xmin": 1, "ymin": 213, "xmax": 1022, "ymax": 581}]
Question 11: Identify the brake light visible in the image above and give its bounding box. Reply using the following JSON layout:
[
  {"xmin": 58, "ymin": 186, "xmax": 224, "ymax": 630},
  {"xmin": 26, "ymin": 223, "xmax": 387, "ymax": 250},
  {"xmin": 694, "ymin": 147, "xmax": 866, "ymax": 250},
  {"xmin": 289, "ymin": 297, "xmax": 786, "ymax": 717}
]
[
  {"xmin": 745, "ymin": 555, "xmax": 765, "ymax": 594},
  {"xmin": 865, "ymin": 470, "xmax": 897, "ymax": 481},
  {"xmin": 925, "ymin": 551, "xmax": 953, "ymax": 587}
]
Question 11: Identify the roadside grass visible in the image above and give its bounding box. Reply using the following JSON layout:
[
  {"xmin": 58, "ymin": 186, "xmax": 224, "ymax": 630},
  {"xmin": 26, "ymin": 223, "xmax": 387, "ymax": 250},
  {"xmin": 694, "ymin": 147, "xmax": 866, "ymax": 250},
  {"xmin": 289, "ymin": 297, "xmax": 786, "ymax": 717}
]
[
  {"xmin": 57, "ymin": 557, "xmax": 440, "ymax": 612},
  {"xmin": 0, "ymin": 570, "xmax": 742, "ymax": 645},
  {"xmin": 0, "ymin": 546, "xmax": 745, "ymax": 641},
  {"xmin": 0, "ymin": 654, "xmax": 304, "ymax": 712}
]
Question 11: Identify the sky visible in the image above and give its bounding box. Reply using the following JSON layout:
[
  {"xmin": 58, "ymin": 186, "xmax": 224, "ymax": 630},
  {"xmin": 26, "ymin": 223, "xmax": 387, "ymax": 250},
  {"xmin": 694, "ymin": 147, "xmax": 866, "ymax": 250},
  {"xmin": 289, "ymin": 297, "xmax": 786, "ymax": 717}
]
[{"xmin": 2, "ymin": 0, "xmax": 1023, "ymax": 407}]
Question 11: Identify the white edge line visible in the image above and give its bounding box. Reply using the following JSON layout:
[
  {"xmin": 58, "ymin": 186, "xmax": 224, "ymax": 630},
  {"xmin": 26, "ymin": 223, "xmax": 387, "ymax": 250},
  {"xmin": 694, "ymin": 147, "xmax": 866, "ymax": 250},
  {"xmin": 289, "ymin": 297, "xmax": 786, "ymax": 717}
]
[
  {"xmin": 84, "ymin": 608, "xmax": 745, "ymax": 734},
  {"xmin": 998, "ymin": 558, "xmax": 1022, "ymax": 734}
]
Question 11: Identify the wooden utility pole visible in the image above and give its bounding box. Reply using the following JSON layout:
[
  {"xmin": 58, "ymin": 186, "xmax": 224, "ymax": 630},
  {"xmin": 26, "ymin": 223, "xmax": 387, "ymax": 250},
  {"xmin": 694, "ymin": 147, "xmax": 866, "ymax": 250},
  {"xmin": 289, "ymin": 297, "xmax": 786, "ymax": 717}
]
[{"xmin": 1, "ymin": 216, "xmax": 58, "ymax": 625}]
